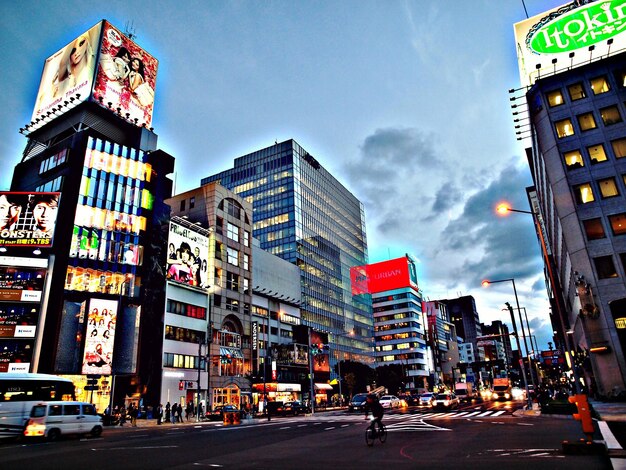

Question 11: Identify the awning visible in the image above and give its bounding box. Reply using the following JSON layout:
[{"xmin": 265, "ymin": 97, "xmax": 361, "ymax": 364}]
[
  {"xmin": 277, "ymin": 383, "xmax": 301, "ymax": 392},
  {"xmin": 315, "ymin": 383, "xmax": 333, "ymax": 390},
  {"xmin": 220, "ymin": 346, "xmax": 243, "ymax": 359}
]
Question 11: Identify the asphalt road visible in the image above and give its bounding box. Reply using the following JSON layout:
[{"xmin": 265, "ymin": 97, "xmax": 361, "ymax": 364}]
[{"xmin": 1, "ymin": 403, "xmax": 611, "ymax": 470}]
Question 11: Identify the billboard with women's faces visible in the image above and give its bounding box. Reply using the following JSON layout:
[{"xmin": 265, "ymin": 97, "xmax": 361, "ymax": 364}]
[
  {"xmin": 92, "ymin": 21, "xmax": 158, "ymax": 127},
  {"xmin": 32, "ymin": 23, "xmax": 102, "ymax": 123},
  {"xmin": 166, "ymin": 222, "xmax": 209, "ymax": 289},
  {"xmin": 81, "ymin": 298, "xmax": 117, "ymax": 375}
]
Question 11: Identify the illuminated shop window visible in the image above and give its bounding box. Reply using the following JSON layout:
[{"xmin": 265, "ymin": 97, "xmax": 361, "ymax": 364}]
[
  {"xmin": 590, "ymin": 76, "xmax": 611, "ymax": 95},
  {"xmin": 588, "ymin": 144, "xmax": 608, "ymax": 164},
  {"xmin": 594, "ymin": 255, "xmax": 618, "ymax": 279},
  {"xmin": 567, "ymin": 83, "xmax": 586, "ymax": 101},
  {"xmin": 573, "ymin": 183, "xmax": 595, "ymax": 204},
  {"xmin": 546, "ymin": 89, "xmax": 564, "ymax": 107},
  {"xmin": 582, "ymin": 218, "xmax": 606, "ymax": 241},
  {"xmin": 601, "ymin": 105, "xmax": 623, "ymax": 126},
  {"xmin": 609, "ymin": 213, "xmax": 626, "ymax": 236},
  {"xmin": 555, "ymin": 118, "xmax": 574, "ymax": 138},
  {"xmin": 577, "ymin": 112, "xmax": 597, "ymax": 131},
  {"xmin": 563, "ymin": 150, "xmax": 584, "ymax": 169},
  {"xmin": 612, "ymin": 138, "xmax": 626, "ymax": 159},
  {"xmin": 598, "ymin": 177, "xmax": 619, "ymax": 199},
  {"xmin": 64, "ymin": 266, "xmax": 139, "ymax": 295}
]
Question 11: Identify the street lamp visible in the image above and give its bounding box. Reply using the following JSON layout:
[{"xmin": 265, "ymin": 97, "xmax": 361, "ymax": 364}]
[
  {"xmin": 482, "ymin": 278, "xmax": 533, "ymax": 408},
  {"xmin": 482, "ymin": 278, "xmax": 536, "ymax": 389},
  {"xmin": 495, "ymin": 202, "xmax": 582, "ymax": 394}
]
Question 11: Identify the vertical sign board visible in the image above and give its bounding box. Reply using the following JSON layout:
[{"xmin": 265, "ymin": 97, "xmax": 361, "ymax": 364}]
[
  {"xmin": 514, "ymin": 0, "xmax": 626, "ymax": 87},
  {"xmin": 0, "ymin": 257, "xmax": 47, "ymax": 373},
  {"xmin": 81, "ymin": 298, "xmax": 118, "ymax": 375}
]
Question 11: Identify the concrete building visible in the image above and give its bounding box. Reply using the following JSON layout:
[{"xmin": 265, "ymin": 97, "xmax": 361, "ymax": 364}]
[{"xmin": 514, "ymin": 2, "xmax": 626, "ymax": 396}]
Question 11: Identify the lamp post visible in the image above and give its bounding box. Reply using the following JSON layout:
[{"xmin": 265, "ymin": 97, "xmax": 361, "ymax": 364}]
[
  {"xmin": 496, "ymin": 202, "xmax": 582, "ymax": 394},
  {"xmin": 308, "ymin": 327, "xmax": 315, "ymax": 415},
  {"xmin": 482, "ymin": 278, "xmax": 536, "ymax": 391}
]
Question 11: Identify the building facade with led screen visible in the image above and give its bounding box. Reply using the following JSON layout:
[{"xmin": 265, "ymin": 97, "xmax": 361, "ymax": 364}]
[
  {"xmin": 201, "ymin": 140, "xmax": 373, "ymax": 368},
  {"xmin": 6, "ymin": 20, "xmax": 174, "ymax": 411},
  {"xmin": 513, "ymin": 1, "xmax": 626, "ymax": 397}
]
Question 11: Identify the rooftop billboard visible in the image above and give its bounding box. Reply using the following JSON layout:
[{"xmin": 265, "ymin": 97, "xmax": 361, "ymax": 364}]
[
  {"xmin": 0, "ymin": 192, "xmax": 60, "ymax": 247},
  {"xmin": 31, "ymin": 20, "xmax": 158, "ymax": 127},
  {"xmin": 514, "ymin": 0, "xmax": 626, "ymax": 87},
  {"xmin": 166, "ymin": 221, "xmax": 209, "ymax": 289},
  {"xmin": 350, "ymin": 256, "xmax": 419, "ymax": 295}
]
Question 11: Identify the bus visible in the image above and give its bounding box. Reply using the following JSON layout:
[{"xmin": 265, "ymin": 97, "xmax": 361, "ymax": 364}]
[{"xmin": 0, "ymin": 373, "xmax": 75, "ymax": 439}]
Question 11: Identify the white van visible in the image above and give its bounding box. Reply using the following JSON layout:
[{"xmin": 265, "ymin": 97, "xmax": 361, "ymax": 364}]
[{"xmin": 23, "ymin": 401, "xmax": 103, "ymax": 440}]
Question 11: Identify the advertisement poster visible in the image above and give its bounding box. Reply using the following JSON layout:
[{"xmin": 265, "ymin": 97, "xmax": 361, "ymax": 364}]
[
  {"xmin": 0, "ymin": 304, "xmax": 39, "ymax": 338},
  {"xmin": 32, "ymin": 23, "xmax": 102, "ymax": 123},
  {"xmin": 350, "ymin": 256, "xmax": 418, "ymax": 295},
  {"xmin": 311, "ymin": 330, "xmax": 330, "ymax": 373},
  {"xmin": 0, "ymin": 339, "xmax": 33, "ymax": 373},
  {"xmin": 81, "ymin": 298, "xmax": 117, "ymax": 375},
  {"xmin": 0, "ymin": 192, "xmax": 60, "ymax": 247},
  {"xmin": 166, "ymin": 221, "xmax": 209, "ymax": 289},
  {"xmin": 92, "ymin": 21, "xmax": 158, "ymax": 127}
]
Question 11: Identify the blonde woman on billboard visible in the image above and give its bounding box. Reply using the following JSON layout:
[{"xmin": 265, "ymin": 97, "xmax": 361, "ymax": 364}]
[{"xmin": 52, "ymin": 31, "xmax": 96, "ymax": 99}]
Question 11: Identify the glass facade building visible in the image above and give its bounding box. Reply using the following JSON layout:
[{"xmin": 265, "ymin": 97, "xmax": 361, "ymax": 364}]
[{"xmin": 201, "ymin": 139, "xmax": 373, "ymax": 365}]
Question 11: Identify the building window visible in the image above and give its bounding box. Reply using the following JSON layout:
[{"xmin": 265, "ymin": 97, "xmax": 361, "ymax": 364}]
[
  {"xmin": 573, "ymin": 183, "xmax": 595, "ymax": 204},
  {"xmin": 577, "ymin": 112, "xmax": 597, "ymax": 131},
  {"xmin": 621, "ymin": 253, "xmax": 626, "ymax": 273},
  {"xmin": 555, "ymin": 118, "xmax": 575, "ymax": 138},
  {"xmin": 226, "ymin": 272, "xmax": 240, "ymax": 291},
  {"xmin": 564, "ymin": 150, "xmax": 584, "ymax": 169},
  {"xmin": 227, "ymin": 222, "xmax": 239, "ymax": 242},
  {"xmin": 243, "ymin": 253, "xmax": 249, "ymax": 271},
  {"xmin": 583, "ymin": 218, "xmax": 606, "ymax": 240},
  {"xmin": 612, "ymin": 138, "xmax": 626, "ymax": 159},
  {"xmin": 225, "ymin": 298, "xmax": 239, "ymax": 312},
  {"xmin": 547, "ymin": 89, "xmax": 564, "ymax": 107},
  {"xmin": 601, "ymin": 105, "xmax": 623, "ymax": 126},
  {"xmin": 598, "ymin": 177, "xmax": 619, "ymax": 199},
  {"xmin": 609, "ymin": 213, "xmax": 626, "ymax": 236},
  {"xmin": 594, "ymin": 255, "xmax": 618, "ymax": 279},
  {"xmin": 243, "ymin": 231, "xmax": 250, "ymax": 247},
  {"xmin": 568, "ymin": 83, "xmax": 586, "ymax": 101},
  {"xmin": 588, "ymin": 144, "xmax": 608, "ymax": 164},
  {"xmin": 590, "ymin": 76, "xmax": 611, "ymax": 95},
  {"xmin": 180, "ymin": 199, "xmax": 186, "ymax": 211},
  {"xmin": 189, "ymin": 197, "xmax": 195, "ymax": 209},
  {"xmin": 227, "ymin": 247, "xmax": 239, "ymax": 266}
]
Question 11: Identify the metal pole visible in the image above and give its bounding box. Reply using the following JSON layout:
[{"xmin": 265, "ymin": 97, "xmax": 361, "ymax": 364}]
[
  {"xmin": 506, "ymin": 302, "xmax": 533, "ymax": 409},
  {"xmin": 197, "ymin": 337, "xmax": 202, "ymax": 422},
  {"xmin": 206, "ymin": 292, "xmax": 212, "ymax": 417},
  {"xmin": 337, "ymin": 355, "xmax": 342, "ymax": 407},
  {"xmin": 511, "ymin": 280, "xmax": 536, "ymax": 391},
  {"xmin": 309, "ymin": 327, "xmax": 315, "ymax": 415}
]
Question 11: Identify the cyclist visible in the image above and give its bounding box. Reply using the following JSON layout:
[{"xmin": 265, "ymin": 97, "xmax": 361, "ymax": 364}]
[{"xmin": 364, "ymin": 394, "xmax": 384, "ymax": 434}]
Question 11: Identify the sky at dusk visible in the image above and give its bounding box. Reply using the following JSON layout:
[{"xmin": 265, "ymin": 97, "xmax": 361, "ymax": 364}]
[{"xmin": 0, "ymin": 0, "xmax": 572, "ymax": 352}]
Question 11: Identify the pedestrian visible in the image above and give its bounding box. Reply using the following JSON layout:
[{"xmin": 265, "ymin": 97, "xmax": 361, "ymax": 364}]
[
  {"xmin": 157, "ymin": 404, "xmax": 163, "ymax": 425},
  {"xmin": 198, "ymin": 402, "xmax": 204, "ymax": 419},
  {"xmin": 165, "ymin": 402, "xmax": 170, "ymax": 424},
  {"xmin": 119, "ymin": 404, "xmax": 126, "ymax": 426},
  {"xmin": 129, "ymin": 403, "xmax": 138, "ymax": 427},
  {"xmin": 171, "ymin": 403, "xmax": 177, "ymax": 424},
  {"xmin": 177, "ymin": 403, "xmax": 183, "ymax": 423},
  {"xmin": 185, "ymin": 401, "xmax": 191, "ymax": 421}
]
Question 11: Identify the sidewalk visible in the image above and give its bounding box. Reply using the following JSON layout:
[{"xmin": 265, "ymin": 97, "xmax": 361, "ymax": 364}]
[{"xmin": 584, "ymin": 400, "xmax": 626, "ymax": 469}]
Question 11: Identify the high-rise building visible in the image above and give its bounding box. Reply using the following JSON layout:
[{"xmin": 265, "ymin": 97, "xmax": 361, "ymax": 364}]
[
  {"xmin": 441, "ymin": 296, "xmax": 484, "ymax": 361},
  {"xmin": 201, "ymin": 140, "xmax": 372, "ymax": 370},
  {"xmin": 514, "ymin": 2, "xmax": 626, "ymax": 396},
  {"xmin": 3, "ymin": 21, "xmax": 174, "ymax": 410}
]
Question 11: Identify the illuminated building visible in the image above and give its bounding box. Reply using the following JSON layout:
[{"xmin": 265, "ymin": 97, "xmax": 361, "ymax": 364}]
[
  {"xmin": 513, "ymin": 2, "xmax": 626, "ymax": 396},
  {"xmin": 201, "ymin": 140, "xmax": 373, "ymax": 372},
  {"xmin": 5, "ymin": 21, "xmax": 174, "ymax": 410}
]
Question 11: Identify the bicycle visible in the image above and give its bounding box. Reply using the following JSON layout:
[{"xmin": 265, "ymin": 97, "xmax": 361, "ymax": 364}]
[{"xmin": 365, "ymin": 414, "xmax": 387, "ymax": 446}]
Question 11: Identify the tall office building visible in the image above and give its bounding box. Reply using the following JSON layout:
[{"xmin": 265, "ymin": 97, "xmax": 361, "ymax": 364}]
[
  {"xmin": 441, "ymin": 296, "xmax": 485, "ymax": 363},
  {"xmin": 202, "ymin": 140, "xmax": 372, "ymax": 370},
  {"xmin": 3, "ymin": 21, "xmax": 174, "ymax": 410},
  {"xmin": 514, "ymin": 2, "xmax": 626, "ymax": 396}
]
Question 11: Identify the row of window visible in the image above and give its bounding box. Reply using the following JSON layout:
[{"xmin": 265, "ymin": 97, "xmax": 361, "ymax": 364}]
[
  {"xmin": 555, "ymin": 104, "xmax": 623, "ymax": 138},
  {"xmin": 39, "ymin": 149, "xmax": 68, "ymax": 175},
  {"xmin": 163, "ymin": 352, "xmax": 205, "ymax": 369},
  {"xmin": 573, "ymin": 175, "xmax": 626, "ymax": 204},
  {"xmin": 583, "ymin": 213, "xmax": 626, "ymax": 240},
  {"xmin": 547, "ymin": 72, "xmax": 625, "ymax": 108},
  {"xmin": 564, "ymin": 138, "xmax": 626, "ymax": 169},
  {"xmin": 35, "ymin": 175, "xmax": 64, "ymax": 192},
  {"xmin": 166, "ymin": 300, "xmax": 206, "ymax": 320},
  {"xmin": 164, "ymin": 325, "xmax": 205, "ymax": 343}
]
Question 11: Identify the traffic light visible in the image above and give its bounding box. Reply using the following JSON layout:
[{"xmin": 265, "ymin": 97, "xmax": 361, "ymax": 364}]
[{"xmin": 179, "ymin": 380, "xmax": 184, "ymax": 391}]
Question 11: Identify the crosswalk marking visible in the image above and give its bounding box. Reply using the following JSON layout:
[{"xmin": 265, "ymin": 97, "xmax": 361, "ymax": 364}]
[
  {"xmin": 464, "ymin": 411, "xmax": 482, "ymax": 417},
  {"xmin": 491, "ymin": 411, "xmax": 507, "ymax": 417}
]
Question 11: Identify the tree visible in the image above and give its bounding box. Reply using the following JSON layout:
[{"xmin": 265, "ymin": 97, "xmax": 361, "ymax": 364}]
[
  {"xmin": 343, "ymin": 372, "xmax": 357, "ymax": 398},
  {"xmin": 334, "ymin": 360, "xmax": 376, "ymax": 394},
  {"xmin": 375, "ymin": 364, "xmax": 404, "ymax": 394}
]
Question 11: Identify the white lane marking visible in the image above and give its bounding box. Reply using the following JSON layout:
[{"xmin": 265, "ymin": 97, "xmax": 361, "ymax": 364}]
[
  {"xmin": 324, "ymin": 427, "xmax": 335, "ymax": 430},
  {"xmin": 476, "ymin": 411, "xmax": 493, "ymax": 417},
  {"xmin": 279, "ymin": 426, "xmax": 290, "ymax": 430},
  {"xmin": 91, "ymin": 445, "xmax": 179, "ymax": 451},
  {"xmin": 598, "ymin": 421, "xmax": 623, "ymax": 450},
  {"xmin": 491, "ymin": 411, "xmax": 506, "ymax": 417},
  {"xmin": 464, "ymin": 412, "xmax": 482, "ymax": 417},
  {"xmin": 341, "ymin": 424, "xmax": 350, "ymax": 428}
]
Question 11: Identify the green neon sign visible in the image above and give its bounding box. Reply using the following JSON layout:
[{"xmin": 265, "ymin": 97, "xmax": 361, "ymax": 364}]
[{"xmin": 529, "ymin": 0, "xmax": 626, "ymax": 54}]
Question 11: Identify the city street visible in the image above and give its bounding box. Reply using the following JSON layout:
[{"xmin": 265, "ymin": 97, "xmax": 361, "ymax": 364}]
[{"xmin": 2, "ymin": 405, "xmax": 611, "ymax": 469}]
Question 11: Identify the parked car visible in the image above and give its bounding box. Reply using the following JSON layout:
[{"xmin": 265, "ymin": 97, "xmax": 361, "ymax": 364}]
[
  {"xmin": 348, "ymin": 393, "xmax": 369, "ymax": 412},
  {"xmin": 434, "ymin": 392, "xmax": 460, "ymax": 409},
  {"xmin": 206, "ymin": 405, "xmax": 241, "ymax": 421},
  {"xmin": 418, "ymin": 392, "xmax": 436, "ymax": 408},
  {"xmin": 379, "ymin": 395, "xmax": 401, "ymax": 409},
  {"xmin": 24, "ymin": 401, "xmax": 103, "ymax": 440},
  {"xmin": 276, "ymin": 401, "xmax": 310, "ymax": 416}
]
